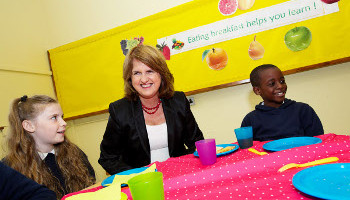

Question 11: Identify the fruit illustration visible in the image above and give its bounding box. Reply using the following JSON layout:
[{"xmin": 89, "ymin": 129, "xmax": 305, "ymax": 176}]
[
  {"xmin": 120, "ymin": 40, "xmax": 128, "ymax": 55},
  {"xmin": 238, "ymin": 0, "xmax": 255, "ymax": 10},
  {"xmin": 284, "ymin": 26, "xmax": 312, "ymax": 52},
  {"xmin": 156, "ymin": 42, "xmax": 171, "ymax": 60},
  {"xmin": 202, "ymin": 48, "xmax": 228, "ymax": 70},
  {"xmin": 172, "ymin": 38, "xmax": 184, "ymax": 50},
  {"xmin": 248, "ymin": 35, "xmax": 264, "ymax": 60},
  {"xmin": 321, "ymin": 0, "xmax": 340, "ymax": 4},
  {"xmin": 218, "ymin": 0, "xmax": 238, "ymax": 16},
  {"xmin": 126, "ymin": 40, "xmax": 139, "ymax": 50},
  {"xmin": 120, "ymin": 37, "xmax": 144, "ymax": 55}
]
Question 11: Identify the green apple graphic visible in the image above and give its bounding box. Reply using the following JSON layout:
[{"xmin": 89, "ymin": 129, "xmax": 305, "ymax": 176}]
[{"xmin": 284, "ymin": 26, "xmax": 312, "ymax": 51}]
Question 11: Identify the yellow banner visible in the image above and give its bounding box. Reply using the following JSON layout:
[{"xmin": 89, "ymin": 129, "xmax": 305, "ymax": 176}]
[{"xmin": 49, "ymin": 0, "xmax": 350, "ymax": 119}]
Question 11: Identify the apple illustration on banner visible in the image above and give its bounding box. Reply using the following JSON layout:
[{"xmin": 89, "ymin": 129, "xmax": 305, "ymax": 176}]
[
  {"xmin": 284, "ymin": 26, "xmax": 312, "ymax": 52},
  {"xmin": 321, "ymin": 0, "xmax": 340, "ymax": 4}
]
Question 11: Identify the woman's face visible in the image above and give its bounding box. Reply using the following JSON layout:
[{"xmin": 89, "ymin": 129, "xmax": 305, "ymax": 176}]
[{"xmin": 131, "ymin": 59, "xmax": 162, "ymax": 100}]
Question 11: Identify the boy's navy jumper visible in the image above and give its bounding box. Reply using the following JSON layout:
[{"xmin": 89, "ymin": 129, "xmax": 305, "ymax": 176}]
[{"xmin": 241, "ymin": 98, "xmax": 324, "ymax": 141}]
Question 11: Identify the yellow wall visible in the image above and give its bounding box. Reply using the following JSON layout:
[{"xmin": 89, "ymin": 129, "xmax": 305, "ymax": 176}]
[
  {"xmin": 0, "ymin": 0, "xmax": 55, "ymax": 158},
  {"xmin": 1, "ymin": 0, "xmax": 349, "ymax": 183},
  {"xmin": 191, "ymin": 62, "xmax": 350, "ymax": 142}
]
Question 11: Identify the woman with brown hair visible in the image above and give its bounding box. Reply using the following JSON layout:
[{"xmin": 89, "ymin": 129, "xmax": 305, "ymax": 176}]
[
  {"xmin": 98, "ymin": 44, "xmax": 204, "ymax": 175},
  {"xmin": 3, "ymin": 95, "xmax": 96, "ymax": 199}
]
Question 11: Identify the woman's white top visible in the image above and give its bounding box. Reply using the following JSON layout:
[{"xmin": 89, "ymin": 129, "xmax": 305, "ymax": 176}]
[{"xmin": 146, "ymin": 122, "xmax": 170, "ymax": 163}]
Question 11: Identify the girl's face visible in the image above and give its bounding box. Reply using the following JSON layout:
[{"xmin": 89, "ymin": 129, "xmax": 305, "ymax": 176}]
[
  {"xmin": 131, "ymin": 59, "xmax": 162, "ymax": 100},
  {"xmin": 29, "ymin": 103, "xmax": 66, "ymax": 153}
]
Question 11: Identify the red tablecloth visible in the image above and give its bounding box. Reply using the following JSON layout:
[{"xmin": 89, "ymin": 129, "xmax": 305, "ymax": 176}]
[{"xmin": 123, "ymin": 133, "xmax": 350, "ymax": 200}]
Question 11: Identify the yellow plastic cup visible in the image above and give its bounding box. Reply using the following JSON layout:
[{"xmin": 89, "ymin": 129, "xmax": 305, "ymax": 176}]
[{"xmin": 128, "ymin": 172, "xmax": 165, "ymax": 200}]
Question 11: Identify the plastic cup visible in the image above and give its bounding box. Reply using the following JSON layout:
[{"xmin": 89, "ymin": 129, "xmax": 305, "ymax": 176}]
[
  {"xmin": 128, "ymin": 172, "xmax": 164, "ymax": 200},
  {"xmin": 234, "ymin": 126, "xmax": 253, "ymax": 149},
  {"xmin": 195, "ymin": 139, "xmax": 217, "ymax": 165}
]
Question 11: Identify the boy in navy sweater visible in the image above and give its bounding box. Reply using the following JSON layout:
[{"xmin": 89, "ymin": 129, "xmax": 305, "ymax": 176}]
[{"xmin": 241, "ymin": 64, "xmax": 324, "ymax": 141}]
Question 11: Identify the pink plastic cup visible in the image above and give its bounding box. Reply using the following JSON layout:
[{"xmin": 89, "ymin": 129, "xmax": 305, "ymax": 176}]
[{"xmin": 195, "ymin": 139, "xmax": 217, "ymax": 165}]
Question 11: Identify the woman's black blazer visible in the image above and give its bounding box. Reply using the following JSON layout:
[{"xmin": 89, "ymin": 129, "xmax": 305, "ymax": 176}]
[{"xmin": 98, "ymin": 91, "xmax": 204, "ymax": 175}]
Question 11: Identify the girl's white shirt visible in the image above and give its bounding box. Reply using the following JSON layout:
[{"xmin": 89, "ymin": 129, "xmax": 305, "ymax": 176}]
[{"xmin": 37, "ymin": 149, "xmax": 55, "ymax": 160}]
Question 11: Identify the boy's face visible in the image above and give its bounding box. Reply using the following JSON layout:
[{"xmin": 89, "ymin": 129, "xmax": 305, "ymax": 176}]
[{"xmin": 253, "ymin": 67, "xmax": 287, "ymax": 108}]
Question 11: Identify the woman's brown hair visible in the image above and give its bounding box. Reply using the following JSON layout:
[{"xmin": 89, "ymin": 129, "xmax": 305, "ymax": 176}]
[
  {"xmin": 5, "ymin": 95, "xmax": 95, "ymax": 199},
  {"xmin": 123, "ymin": 44, "xmax": 174, "ymax": 100}
]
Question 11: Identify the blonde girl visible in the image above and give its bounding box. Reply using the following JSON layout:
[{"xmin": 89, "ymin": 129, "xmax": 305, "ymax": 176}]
[{"xmin": 3, "ymin": 95, "xmax": 95, "ymax": 199}]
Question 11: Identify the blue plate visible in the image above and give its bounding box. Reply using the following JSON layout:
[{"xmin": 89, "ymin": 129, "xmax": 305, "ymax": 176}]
[
  {"xmin": 193, "ymin": 144, "xmax": 239, "ymax": 157},
  {"xmin": 263, "ymin": 136, "xmax": 322, "ymax": 152},
  {"xmin": 293, "ymin": 163, "xmax": 350, "ymax": 200},
  {"xmin": 101, "ymin": 167, "xmax": 154, "ymax": 187}
]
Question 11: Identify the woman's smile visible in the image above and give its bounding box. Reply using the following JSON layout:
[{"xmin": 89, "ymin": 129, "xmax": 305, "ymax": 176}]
[{"xmin": 141, "ymin": 83, "xmax": 153, "ymax": 88}]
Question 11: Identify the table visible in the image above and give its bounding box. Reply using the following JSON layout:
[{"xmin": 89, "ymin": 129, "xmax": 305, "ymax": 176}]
[
  {"xmin": 122, "ymin": 133, "xmax": 350, "ymax": 200},
  {"xmin": 62, "ymin": 133, "xmax": 350, "ymax": 199}
]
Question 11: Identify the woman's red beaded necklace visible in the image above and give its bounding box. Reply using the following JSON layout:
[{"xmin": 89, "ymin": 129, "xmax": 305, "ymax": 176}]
[{"xmin": 141, "ymin": 99, "xmax": 162, "ymax": 115}]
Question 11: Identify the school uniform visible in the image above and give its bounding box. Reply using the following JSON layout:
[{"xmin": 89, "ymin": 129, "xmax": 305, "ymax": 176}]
[
  {"xmin": 241, "ymin": 98, "xmax": 324, "ymax": 141},
  {"xmin": 38, "ymin": 149, "xmax": 95, "ymax": 195},
  {"xmin": 0, "ymin": 161, "xmax": 56, "ymax": 200},
  {"xmin": 3, "ymin": 148, "xmax": 95, "ymax": 197}
]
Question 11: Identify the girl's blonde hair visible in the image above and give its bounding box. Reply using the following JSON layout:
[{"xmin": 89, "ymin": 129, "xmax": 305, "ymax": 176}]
[{"xmin": 5, "ymin": 95, "xmax": 95, "ymax": 199}]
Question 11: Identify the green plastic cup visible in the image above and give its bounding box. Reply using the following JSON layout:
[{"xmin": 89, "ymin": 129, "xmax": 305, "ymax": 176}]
[{"xmin": 128, "ymin": 172, "xmax": 165, "ymax": 200}]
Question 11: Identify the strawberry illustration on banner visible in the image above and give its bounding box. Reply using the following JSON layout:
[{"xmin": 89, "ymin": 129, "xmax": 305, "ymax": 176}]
[{"xmin": 156, "ymin": 42, "xmax": 171, "ymax": 60}]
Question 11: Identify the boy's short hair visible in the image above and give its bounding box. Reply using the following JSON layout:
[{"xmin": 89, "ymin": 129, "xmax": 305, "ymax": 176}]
[{"xmin": 250, "ymin": 64, "xmax": 279, "ymax": 87}]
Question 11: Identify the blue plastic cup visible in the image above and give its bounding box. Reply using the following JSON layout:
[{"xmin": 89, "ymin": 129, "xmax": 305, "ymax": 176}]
[{"xmin": 234, "ymin": 126, "xmax": 253, "ymax": 149}]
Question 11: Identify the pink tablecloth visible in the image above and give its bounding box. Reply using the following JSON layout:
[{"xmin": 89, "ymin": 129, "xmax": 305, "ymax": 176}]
[{"xmin": 123, "ymin": 133, "xmax": 350, "ymax": 200}]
